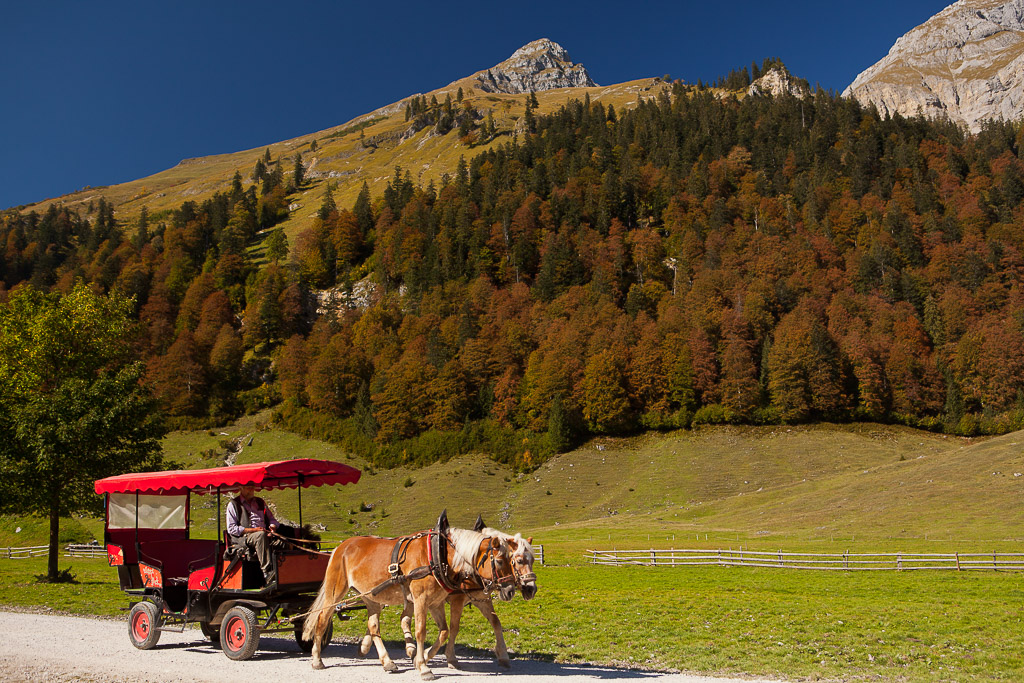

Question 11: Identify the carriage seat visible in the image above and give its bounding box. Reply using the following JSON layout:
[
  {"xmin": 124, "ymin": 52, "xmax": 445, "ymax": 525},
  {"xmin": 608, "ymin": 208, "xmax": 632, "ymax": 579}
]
[{"xmin": 139, "ymin": 539, "xmax": 220, "ymax": 584}]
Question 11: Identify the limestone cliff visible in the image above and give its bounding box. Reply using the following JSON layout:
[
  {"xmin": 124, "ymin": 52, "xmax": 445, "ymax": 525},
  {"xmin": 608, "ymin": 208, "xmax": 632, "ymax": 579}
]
[
  {"xmin": 471, "ymin": 39, "xmax": 597, "ymax": 94},
  {"xmin": 748, "ymin": 66, "xmax": 810, "ymax": 98},
  {"xmin": 844, "ymin": 0, "xmax": 1024, "ymax": 132}
]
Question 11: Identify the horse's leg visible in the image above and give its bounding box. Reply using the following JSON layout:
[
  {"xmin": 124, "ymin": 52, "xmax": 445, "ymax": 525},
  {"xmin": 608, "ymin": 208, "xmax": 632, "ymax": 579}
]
[
  {"xmin": 445, "ymin": 594, "xmax": 467, "ymax": 669},
  {"xmin": 359, "ymin": 625, "xmax": 373, "ymax": 658},
  {"xmin": 411, "ymin": 594, "xmax": 435, "ymax": 680},
  {"xmin": 307, "ymin": 559, "xmax": 348, "ymax": 670},
  {"xmin": 366, "ymin": 602, "xmax": 398, "ymax": 672},
  {"xmin": 401, "ymin": 602, "xmax": 416, "ymax": 658},
  {"xmin": 473, "ymin": 596, "xmax": 511, "ymax": 668},
  {"xmin": 424, "ymin": 602, "xmax": 449, "ymax": 662}
]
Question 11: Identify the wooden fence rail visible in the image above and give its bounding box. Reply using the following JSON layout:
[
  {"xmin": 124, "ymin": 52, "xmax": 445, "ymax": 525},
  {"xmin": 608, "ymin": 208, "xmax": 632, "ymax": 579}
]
[
  {"xmin": 2, "ymin": 545, "xmax": 48, "ymax": 559},
  {"xmin": 64, "ymin": 544, "xmax": 107, "ymax": 558},
  {"xmin": 2, "ymin": 544, "xmax": 107, "ymax": 559},
  {"xmin": 585, "ymin": 548, "xmax": 1024, "ymax": 571}
]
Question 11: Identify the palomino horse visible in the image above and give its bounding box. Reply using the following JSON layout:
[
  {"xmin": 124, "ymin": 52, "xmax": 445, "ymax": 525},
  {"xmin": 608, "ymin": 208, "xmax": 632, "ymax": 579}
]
[
  {"xmin": 302, "ymin": 522, "xmax": 515, "ymax": 679},
  {"xmin": 400, "ymin": 516, "xmax": 538, "ymax": 669}
]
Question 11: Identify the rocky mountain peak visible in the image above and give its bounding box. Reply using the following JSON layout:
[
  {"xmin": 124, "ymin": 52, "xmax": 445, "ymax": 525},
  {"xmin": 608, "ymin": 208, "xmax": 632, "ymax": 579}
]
[
  {"xmin": 473, "ymin": 39, "xmax": 597, "ymax": 94},
  {"xmin": 844, "ymin": 0, "xmax": 1024, "ymax": 132},
  {"xmin": 748, "ymin": 66, "xmax": 810, "ymax": 99}
]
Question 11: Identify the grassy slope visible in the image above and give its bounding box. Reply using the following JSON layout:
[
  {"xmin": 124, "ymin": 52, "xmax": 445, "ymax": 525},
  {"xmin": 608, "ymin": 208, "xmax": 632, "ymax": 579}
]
[
  {"xmin": 6, "ymin": 422, "xmax": 1019, "ymax": 557},
  {"xmin": 20, "ymin": 76, "xmax": 669, "ymax": 250}
]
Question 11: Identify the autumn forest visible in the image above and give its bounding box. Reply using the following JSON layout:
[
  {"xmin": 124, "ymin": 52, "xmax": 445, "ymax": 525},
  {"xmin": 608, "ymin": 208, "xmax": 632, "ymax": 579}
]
[{"xmin": 4, "ymin": 81, "xmax": 1024, "ymax": 469}]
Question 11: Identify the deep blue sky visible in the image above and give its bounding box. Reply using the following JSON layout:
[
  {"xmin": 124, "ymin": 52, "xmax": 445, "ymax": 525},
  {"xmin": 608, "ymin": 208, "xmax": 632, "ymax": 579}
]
[{"xmin": 2, "ymin": 0, "xmax": 949, "ymax": 210}]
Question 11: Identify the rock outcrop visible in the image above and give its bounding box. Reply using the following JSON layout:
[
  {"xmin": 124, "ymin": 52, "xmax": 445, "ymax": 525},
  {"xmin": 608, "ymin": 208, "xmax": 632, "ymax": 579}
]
[
  {"xmin": 472, "ymin": 39, "xmax": 597, "ymax": 94},
  {"xmin": 844, "ymin": 0, "xmax": 1024, "ymax": 132},
  {"xmin": 748, "ymin": 66, "xmax": 810, "ymax": 98}
]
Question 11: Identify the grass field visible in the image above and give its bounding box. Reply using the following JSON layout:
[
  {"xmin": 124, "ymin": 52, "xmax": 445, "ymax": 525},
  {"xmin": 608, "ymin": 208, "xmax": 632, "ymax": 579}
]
[
  {"xmin": 4, "ymin": 421, "xmax": 1024, "ymax": 680},
  {"xmin": 2, "ymin": 555, "xmax": 1022, "ymax": 681}
]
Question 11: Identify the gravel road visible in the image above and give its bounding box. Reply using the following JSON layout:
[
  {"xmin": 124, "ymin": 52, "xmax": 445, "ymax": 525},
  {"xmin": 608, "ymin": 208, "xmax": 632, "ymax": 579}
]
[{"xmin": 0, "ymin": 610, "xmax": 781, "ymax": 683}]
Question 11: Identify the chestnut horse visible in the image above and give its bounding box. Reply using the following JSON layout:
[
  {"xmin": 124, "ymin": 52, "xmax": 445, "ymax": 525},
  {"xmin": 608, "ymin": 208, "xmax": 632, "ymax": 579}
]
[
  {"xmin": 399, "ymin": 518, "xmax": 538, "ymax": 669},
  {"xmin": 302, "ymin": 525, "xmax": 514, "ymax": 679}
]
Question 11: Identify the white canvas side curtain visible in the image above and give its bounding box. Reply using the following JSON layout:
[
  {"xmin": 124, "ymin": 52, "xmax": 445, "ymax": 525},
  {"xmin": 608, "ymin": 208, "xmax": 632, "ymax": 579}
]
[{"xmin": 107, "ymin": 492, "xmax": 187, "ymax": 530}]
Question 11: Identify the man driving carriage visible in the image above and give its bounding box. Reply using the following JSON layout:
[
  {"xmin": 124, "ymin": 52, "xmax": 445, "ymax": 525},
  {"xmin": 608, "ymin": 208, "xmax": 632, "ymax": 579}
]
[{"xmin": 226, "ymin": 484, "xmax": 279, "ymax": 586}]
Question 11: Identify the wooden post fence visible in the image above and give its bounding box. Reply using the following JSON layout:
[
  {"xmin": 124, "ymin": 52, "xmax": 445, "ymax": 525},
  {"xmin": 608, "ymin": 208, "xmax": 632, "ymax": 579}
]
[{"xmin": 583, "ymin": 548, "xmax": 1024, "ymax": 571}]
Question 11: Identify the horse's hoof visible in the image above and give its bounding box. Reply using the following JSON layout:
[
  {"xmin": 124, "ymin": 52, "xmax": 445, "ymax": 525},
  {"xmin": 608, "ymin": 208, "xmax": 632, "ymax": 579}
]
[
  {"xmin": 406, "ymin": 645, "xmax": 416, "ymax": 658},
  {"xmin": 383, "ymin": 661, "xmax": 398, "ymax": 673},
  {"xmin": 447, "ymin": 661, "xmax": 461, "ymax": 670},
  {"xmin": 498, "ymin": 659, "xmax": 511, "ymax": 669},
  {"xmin": 311, "ymin": 661, "xmax": 326, "ymax": 670},
  {"xmin": 420, "ymin": 671, "xmax": 436, "ymax": 681}
]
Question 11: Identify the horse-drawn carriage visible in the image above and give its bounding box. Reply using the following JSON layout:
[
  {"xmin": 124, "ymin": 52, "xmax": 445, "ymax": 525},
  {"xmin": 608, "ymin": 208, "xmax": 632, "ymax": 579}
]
[{"xmin": 93, "ymin": 458, "xmax": 361, "ymax": 660}]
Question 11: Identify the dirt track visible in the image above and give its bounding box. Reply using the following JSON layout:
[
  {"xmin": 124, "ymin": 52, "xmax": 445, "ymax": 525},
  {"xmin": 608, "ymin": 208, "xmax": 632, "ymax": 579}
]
[{"xmin": 0, "ymin": 610, "xmax": 781, "ymax": 683}]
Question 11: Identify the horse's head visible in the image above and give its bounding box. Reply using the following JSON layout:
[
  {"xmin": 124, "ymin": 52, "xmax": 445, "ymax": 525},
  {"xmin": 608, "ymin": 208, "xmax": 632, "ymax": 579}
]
[
  {"xmin": 506, "ymin": 533, "xmax": 538, "ymax": 600},
  {"xmin": 485, "ymin": 537, "xmax": 518, "ymax": 602}
]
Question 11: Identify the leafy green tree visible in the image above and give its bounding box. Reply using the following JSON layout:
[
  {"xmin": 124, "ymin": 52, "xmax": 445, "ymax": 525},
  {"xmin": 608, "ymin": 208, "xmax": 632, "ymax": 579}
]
[
  {"xmin": 265, "ymin": 228, "xmax": 289, "ymax": 264},
  {"xmin": 0, "ymin": 283, "xmax": 164, "ymax": 581}
]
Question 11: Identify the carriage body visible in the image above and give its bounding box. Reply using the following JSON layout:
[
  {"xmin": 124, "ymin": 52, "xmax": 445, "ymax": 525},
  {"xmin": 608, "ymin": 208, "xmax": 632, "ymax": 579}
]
[{"xmin": 94, "ymin": 459, "xmax": 360, "ymax": 659}]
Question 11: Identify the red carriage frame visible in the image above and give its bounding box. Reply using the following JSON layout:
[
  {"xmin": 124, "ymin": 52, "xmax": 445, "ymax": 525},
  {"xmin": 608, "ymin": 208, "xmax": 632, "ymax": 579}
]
[{"xmin": 94, "ymin": 458, "xmax": 361, "ymax": 660}]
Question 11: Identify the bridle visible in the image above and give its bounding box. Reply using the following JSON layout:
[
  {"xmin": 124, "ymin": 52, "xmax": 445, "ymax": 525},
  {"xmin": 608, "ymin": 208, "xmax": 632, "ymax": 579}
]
[
  {"xmin": 507, "ymin": 544, "xmax": 538, "ymax": 586},
  {"xmin": 451, "ymin": 535, "xmax": 518, "ymax": 596}
]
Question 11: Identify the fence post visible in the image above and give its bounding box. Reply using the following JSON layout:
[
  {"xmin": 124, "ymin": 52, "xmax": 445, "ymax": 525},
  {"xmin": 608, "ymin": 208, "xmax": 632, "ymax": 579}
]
[
  {"xmin": 778, "ymin": 549, "xmax": 783, "ymax": 566},
  {"xmin": 956, "ymin": 552, "xmax": 960, "ymax": 571},
  {"xmin": 651, "ymin": 550, "xmax": 656, "ymax": 566},
  {"xmin": 897, "ymin": 553, "xmax": 902, "ymax": 571}
]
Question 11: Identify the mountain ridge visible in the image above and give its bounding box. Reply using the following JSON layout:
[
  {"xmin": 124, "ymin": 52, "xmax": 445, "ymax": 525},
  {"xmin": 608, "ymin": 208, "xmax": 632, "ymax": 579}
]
[
  {"xmin": 16, "ymin": 39, "xmax": 660, "ymax": 236},
  {"xmin": 845, "ymin": 0, "xmax": 1024, "ymax": 132}
]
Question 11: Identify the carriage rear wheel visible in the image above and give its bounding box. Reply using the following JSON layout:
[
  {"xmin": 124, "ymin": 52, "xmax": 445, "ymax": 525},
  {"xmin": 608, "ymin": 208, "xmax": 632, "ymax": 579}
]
[
  {"xmin": 200, "ymin": 620, "xmax": 220, "ymax": 643},
  {"xmin": 294, "ymin": 616, "xmax": 333, "ymax": 653},
  {"xmin": 128, "ymin": 601, "xmax": 161, "ymax": 650},
  {"xmin": 221, "ymin": 605, "xmax": 260, "ymax": 661}
]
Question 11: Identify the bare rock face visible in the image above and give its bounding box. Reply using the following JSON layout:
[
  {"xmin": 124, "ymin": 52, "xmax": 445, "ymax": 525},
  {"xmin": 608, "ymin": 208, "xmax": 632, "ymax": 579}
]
[
  {"xmin": 748, "ymin": 67, "xmax": 810, "ymax": 98},
  {"xmin": 473, "ymin": 39, "xmax": 597, "ymax": 94},
  {"xmin": 844, "ymin": 0, "xmax": 1024, "ymax": 132}
]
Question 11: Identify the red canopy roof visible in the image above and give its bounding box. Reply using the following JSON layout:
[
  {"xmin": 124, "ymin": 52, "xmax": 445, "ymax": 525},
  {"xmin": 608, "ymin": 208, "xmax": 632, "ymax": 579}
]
[{"xmin": 94, "ymin": 459, "xmax": 361, "ymax": 495}]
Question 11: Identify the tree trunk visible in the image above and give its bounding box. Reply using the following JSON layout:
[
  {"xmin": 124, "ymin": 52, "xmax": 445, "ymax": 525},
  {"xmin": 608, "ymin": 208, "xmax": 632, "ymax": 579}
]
[{"xmin": 48, "ymin": 492, "xmax": 60, "ymax": 581}]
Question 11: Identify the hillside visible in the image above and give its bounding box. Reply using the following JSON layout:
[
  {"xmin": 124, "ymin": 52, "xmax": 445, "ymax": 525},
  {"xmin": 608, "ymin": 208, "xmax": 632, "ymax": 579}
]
[
  {"xmin": 156, "ymin": 422, "xmax": 1021, "ymax": 550},
  {"xmin": 19, "ymin": 39, "xmax": 667, "ymax": 248}
]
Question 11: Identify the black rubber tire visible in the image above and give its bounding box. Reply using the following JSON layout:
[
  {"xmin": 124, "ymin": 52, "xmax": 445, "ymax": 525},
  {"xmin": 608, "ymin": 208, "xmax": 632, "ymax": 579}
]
[
  {"xmin": 200, "ymin": 620, "xmax": 220, "ymax": 643},
  {"xmin": 294, "ymin": 616, "xmax": 333, "ymax": 653},
  {"xmin": 221, "ymin": 605, "xmax": 260, "ymax": 661},
  {"xmin": 128, "ymin": 601, "xmax": 162, "ymax": 650}
]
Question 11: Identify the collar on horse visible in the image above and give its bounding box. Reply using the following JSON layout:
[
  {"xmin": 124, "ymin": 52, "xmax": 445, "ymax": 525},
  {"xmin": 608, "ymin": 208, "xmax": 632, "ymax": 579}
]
[{"xmin": 370, "ymin": 510, "xmax": 514, "ymax": 597}]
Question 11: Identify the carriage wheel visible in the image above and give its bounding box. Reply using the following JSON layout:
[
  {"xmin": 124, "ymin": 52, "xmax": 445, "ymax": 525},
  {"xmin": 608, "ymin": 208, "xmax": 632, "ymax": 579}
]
[
  {"xmin": 200, "ymin": 620, "xmax": 220, "ymax": 644},
  {"xmin": 221, "ymin": 606, "xmax": 260, "ymax": 661},
  {"xmin": 128, "ymin": 601, "xmax": 161, "ymax": 650},
  {"xmin": 294, "ymin": 616, "xmax": 333, "ymax": 653}
]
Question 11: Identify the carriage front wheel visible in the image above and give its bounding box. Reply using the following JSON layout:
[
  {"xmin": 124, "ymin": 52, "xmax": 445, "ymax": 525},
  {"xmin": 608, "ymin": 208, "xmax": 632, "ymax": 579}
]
[
  {"xmin": 293, "ymin": 616, "xmax": 333, "ymax": 653},
  {"xmin": 128, "ymin": 601, "xmax": 161, "ymax": 650},
  {"xmin": 221, "ymin": 605, "xmax": 260, "ymax": 661}
]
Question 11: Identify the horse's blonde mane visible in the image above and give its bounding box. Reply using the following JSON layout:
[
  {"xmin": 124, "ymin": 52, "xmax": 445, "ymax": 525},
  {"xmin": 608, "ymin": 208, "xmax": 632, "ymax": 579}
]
[
  {"xmin": 447, "ymin": 528, "xmax": 490, "ymax": 574},
  {"xmin": 480, "ymin": 527, "xmax": 535, "ymax": 564}
]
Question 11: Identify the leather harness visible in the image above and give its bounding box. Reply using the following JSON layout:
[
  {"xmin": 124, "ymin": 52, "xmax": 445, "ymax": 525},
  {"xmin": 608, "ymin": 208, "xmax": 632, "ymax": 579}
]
[{"xmin": 369, "ymin": 528, "xmax": 508, "ymax": 597}]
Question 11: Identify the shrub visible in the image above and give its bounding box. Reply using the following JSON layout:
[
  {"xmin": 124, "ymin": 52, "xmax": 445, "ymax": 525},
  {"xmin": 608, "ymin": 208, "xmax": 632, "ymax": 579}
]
[{"xmin": 692, "ymin": 404, "xmax": 739, "ymax": 426}]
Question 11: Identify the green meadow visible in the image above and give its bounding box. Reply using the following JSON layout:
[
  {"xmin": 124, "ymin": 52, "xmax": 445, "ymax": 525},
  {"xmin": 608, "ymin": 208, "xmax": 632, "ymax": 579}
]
[{"xmin": 4, "ymin": 421, "xmax": 1024, "ymax": 680}]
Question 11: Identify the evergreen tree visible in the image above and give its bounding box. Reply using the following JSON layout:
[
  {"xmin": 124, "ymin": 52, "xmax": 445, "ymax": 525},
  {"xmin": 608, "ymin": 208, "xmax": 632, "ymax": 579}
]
[{"xmin": 292, "ymin": 153, "xmax": 305, "ymax": 189}]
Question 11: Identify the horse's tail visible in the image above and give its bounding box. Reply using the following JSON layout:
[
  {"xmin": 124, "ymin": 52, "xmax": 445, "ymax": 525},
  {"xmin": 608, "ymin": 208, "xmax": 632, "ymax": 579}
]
[{"xmin": 303, "ymin": 547, "xmax": 348, "ymax": 642}]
